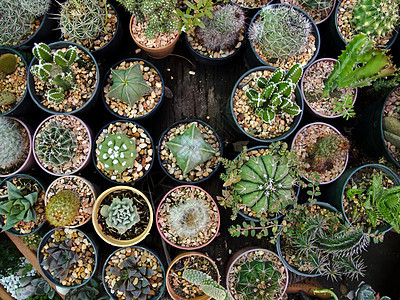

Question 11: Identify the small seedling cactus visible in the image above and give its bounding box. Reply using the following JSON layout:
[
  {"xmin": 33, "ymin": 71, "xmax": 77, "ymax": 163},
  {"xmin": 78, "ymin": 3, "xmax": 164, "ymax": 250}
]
[
  {"xmin": 0, "ymin": 117, "xmax": 26, "ymax": 170},
  {"xmin": 21, "ymin": 232, "xmax": 42, "ymax": 251},
  {"xmin": 100, "ymin": 197, "xmax": 140, "ymax": 234},
  {"xmin": 107, "ymin": 64, "xmax": 152, "ymax": 107},
  {"xmin": 0, "ymin": 53, "xmax": 17, "ymax": 79},
  {"xmin": 0, "ymin": 91, "xmax": 16, "ymax": 106},
  {"xmin": 30, "ymin": 42, "xmax": 79, "ymax": 103},
  {"xmin": 165, "ymin": 123, "xmax": 216, "ymax": 175},
  {"xmin": 383, "ymin": 116, "xmax": 400, "ymax": 149},
  {"xmin": 45, "ymin": 190, "xmax": 80, "ymax": 227},
  {"xmin": 244, "ymin": 63, "xmax": 303, "ymax": 124},
  {"xmin": 182, "ymin": 269, "xmax": 228, "ymax": 300},
  {"xmin": 97, "ymin": 132, "xmax": 138, "ymax": 174}
]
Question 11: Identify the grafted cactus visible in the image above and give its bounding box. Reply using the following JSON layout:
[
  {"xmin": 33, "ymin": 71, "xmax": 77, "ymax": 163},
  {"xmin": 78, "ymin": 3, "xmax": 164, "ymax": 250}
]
[
  {"xmin": 182, "ymin": 269, "xmax": 228, "ymax": 300},
  {"xmin": 100, "ymin": 197, "xmax": 140, "ymax": 234},
  {"xmin": 45, "ymin": 190, "xmax": 80, "ymax": 227}
]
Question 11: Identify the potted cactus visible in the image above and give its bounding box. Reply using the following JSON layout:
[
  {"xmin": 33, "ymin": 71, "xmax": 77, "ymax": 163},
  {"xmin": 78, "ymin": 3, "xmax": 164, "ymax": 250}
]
[
  {"xmin": 102, "ymin": 58, "xmax": 165, "ymax": 120},
  {"xmin": 230, "ymin": 0, "xmax": 271, "ymax": 10},
  {"xmin": 157, "ymin": 119, "xmax": 222, "ymax": 183},
  {"xmin": 281, "ymin": 0, "xmax": 336, "ymax": 24},
  {"xmin": 182, "ymin": 269, "xmax": 228, "ymax": 300},
  {"xmin": 28, "ymin": 41, "xmax": 100, "ymax": 114},
  {"xmin": 33, "ymin": 114, "xmax": 92, "ymax": 176}
]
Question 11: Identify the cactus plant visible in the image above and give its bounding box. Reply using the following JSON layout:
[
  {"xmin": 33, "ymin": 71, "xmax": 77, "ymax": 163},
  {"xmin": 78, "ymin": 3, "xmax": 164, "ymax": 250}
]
[
  {"xmin": 0, "ymin": 117, "xmax": 26, "ymax": 172},
  {"xmin": 45, "ymin": 190, "xmax": 80, "ymax": 227},
  {"xmin": 249, "ymin": 5, "xmax": 312, "ymax": 60},
  {"xmin": 244, "ymin": 63, "xmax": 303, "ymax": 123},
  {"xmin": 298, "ymin": 0, "xmax": 332, "ymax": 10},
  {"xmin": 106, "ymin": 64, "xmax": 152, "ymax": 107},
  {"xmin": 97, "ymin": 132, "xmax": 138, "ymax": 174},
  {"xmin": 100, "ymin": 197, "xmax": 140, "ymax": 234},
  {"xmin": 182, "ymin": 269, "xmax": 228, "ymax": 300},
  {"xmin": 383, "ymin": 116, "xmax": 400, "ymax": 148},
  {"xmin": 351, "ymin": 0, "xmax": 400, "ymax": 38},
  {"xmin": 0, "ymin": 91, "xmax": 16, "ymax": 106},
  {"xmin": 30, "ymin": 42, "xmax": 78, "ymax": 103},
  {"xmin": 165, "ymin": 123, "xmax": 216, "ymax": 175},
  {"xmin": 323, "ymin": 33, "xmax": 397, "ymax": 97},
  {"xmin": 21, "ymin": 232, "xmax": 42, "ymax": 251},
  {"xmin": 0, "ymin": 53, "xmax": 17, "ymax": 79}
]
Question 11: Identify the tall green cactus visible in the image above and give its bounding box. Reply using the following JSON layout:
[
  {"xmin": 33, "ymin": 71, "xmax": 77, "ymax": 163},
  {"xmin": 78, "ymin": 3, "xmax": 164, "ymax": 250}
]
[{"xmin": 182, "ymin": 269, "xmax": 228, "ymax": 300}]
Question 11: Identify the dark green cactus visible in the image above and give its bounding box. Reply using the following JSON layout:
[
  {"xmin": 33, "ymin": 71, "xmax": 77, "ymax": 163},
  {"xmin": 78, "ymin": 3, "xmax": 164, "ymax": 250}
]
[
  {"xmin": 0, "ymin": 53, "xmax": 17, "ymax": 79},
  {"xmin": 0, "ymin": 91, "xmax": 16, "ymax": 106},
  {"xmin": 45, "ymin": 190, "xmax": 80, "ymax": 227}
]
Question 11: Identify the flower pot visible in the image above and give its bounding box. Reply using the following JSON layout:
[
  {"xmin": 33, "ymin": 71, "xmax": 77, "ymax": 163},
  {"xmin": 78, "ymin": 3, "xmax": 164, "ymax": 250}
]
[
  {"xmin": 230, "ymin": 0, "xmax": 272, "ymax": 19},
  {"xmin": 33, "ymin": 114, "xmax": 93, "ymax": 176},
  {"xmin": 102, "ymin": 58, "xmax": 165, "ymax": 121},
  {"xmin": 156, "ymin": 185, "xmax": 220, "ymax": 250},
  {"xmin": 92, "ymin": 186, "xmax": 154, "ymax": 247},
  {"xmin": 166, "ymin": 251, "xmax": 220, "ymax": 300},
  {"xmin": 157, "ymin": 119, "xmax": 222, "ymax": 184},
  {"xmin": 280, "ymin": 0, "xmax": 337, "ymax": 24}
]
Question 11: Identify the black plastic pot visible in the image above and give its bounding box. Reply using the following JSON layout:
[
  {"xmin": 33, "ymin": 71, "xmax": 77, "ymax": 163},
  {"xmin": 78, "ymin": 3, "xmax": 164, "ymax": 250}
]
[
  {"xmin": 230, "ymin": 0, "xmax": 272, "ymax": 19},
  {"xmin": 102, "ymin": 58, "xmax": 165, "ymax": 121},
  {"xmin": 227, "ymin": 66, "xmax": 304, "ymax": 144},
  {"xmin": 157, "ymin": 119, "xmax": 223, "ymax": 184},
  {"xmin": 245, "ymin": 3, "xmax": 320, "ymax": 69}
]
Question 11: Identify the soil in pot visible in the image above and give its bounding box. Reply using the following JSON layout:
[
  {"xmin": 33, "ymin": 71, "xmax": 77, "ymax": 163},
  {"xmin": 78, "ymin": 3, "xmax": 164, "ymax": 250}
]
[
  {"xmin": 281, "ymin": 0, "xmax": 335, "ymax": 23},
  {"xmin": 230, "ymin": 0, "xmax": 271, "ymax": 9},
  {"xmin": 157, "ymin": 186, "xmax": 219, "ymax": 249},
  {"xmin": 382, "ymin": 86, "xmax": 400, "ymax": 164},
  {"xmin": 103, "ymin": 60, "xmax": 163, "ymax": 119}
]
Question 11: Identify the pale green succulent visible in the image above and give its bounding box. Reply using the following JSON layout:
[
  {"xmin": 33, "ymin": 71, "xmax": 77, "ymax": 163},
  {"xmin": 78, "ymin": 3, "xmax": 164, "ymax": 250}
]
[{"xmin": 182, "ymin": 269, "xmax": 228, "ymax": 300}]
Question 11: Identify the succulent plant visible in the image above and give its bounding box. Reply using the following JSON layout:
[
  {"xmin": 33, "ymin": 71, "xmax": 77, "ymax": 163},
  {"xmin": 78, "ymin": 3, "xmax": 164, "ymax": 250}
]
[
  {"xmin": 0, "ymin": 91, "xmax": 16, "ymax": 106},
  {"xmin": 0, "ymin": 53, "xmax": 17, "ymax": 79},
  {"xmin": 0, "ymin": 117, "xmax": 26, "ymax": 170},
  {"xmin": 182, "ymin": 269, "xmax": 228, "ymax": 300},
  {"xmin": 18, "ymin": 276, "xmax": 57, "ymax": 300},
  {"xmin": 165, "ymin": 123, "xmax": 216, "ymax": 175},
  {"xmin": 249, "ymin": 5, "xmax": 312, "ymax": 60},
  {"xmin": 298, "ymin": 0, "xmax": 332, "ymax": 10},
  {"xmin": 59, "ymin": 0, "xmax": 106, "ymax": 43},
  {"xmin": 100, "ymin": 197, "xmax": 140, "ymax": 235},
  {"xmin": 323, "ymin": 33, "xmax": 397, "ymax": 97},
  {"xmin": 45, "ymin": 190, "xmax": 80, "ymax": 227},
  {"xmin": 195, "ymin": 4, "xmax": 245, "ymax": 52},
  {"xmin": 65, "ymin": 278, "xmax": 110, "ymax": 300},
  {"xmin": 109, "ymin": 254, "xmax": 156, "ymax": 299},
  {"xmin": 35, "ymin": 124, "xmax": 77, "ymax": 167},
  {"xmin": 107, "ymin": 64, "xmax": 152, "ymax": 107},
  {"xmin": 351, "ymin": 0, "xmax": 400, "ymax": 38},
  {"xmin": 21, "ymin": 232, "xmax": 42, "ymax": 251},
  {"xmin": 383, "ymin": 116, "xmax": 400, "ymax": 149},
  {"xmin": 244, "ymin": 63, "xmax": 303, "ymax": 123},
  {"xmin": 19, "ymin": 0, "xmax": 51, "ymax": 18},
  {"xmin": 30, "ymin": 42, "xmax": 78, "ymax": 103},
  {"xmin": 0, "ymin": 181, "xmax": 38, "ymax": 232},
  {"xmin": 97, "ymin": 132, "xmax": 138, "ymax": 174}
]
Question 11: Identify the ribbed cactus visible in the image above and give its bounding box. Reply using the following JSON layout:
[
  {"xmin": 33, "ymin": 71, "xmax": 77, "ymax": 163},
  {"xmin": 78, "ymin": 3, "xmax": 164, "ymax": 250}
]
[
  {"xmin": 97, "ymin": 133, "xmax": 138, "ymax": 174},
  {"xmin": 165, "ymin": 123, "xmax": 216, "ymax": 175},
  {"xmin": 30, "ymin": 42, "xmax": 78, "ymax": 103},
  {"xmin": 351, "ymin": 0, "xmax": 400, "ymax": 37},
  {"xmin": 244, "ymin": 63, "xmax": 303, "ymax": 124},
  {"xmin": 35, "ymin": 125, "xmax": 77, "ymax": 167},
  {"xmin": 0, "ymin": 91, "xmax": 16, "ymax": 106},
  {"xmin": 45, "ymin": 190, "xmax": 80, "ymax": 227},
  {"xmin": 298, "ymin": 0, "xmax": 332, "ymax": 10},
  {"xmin": 383, "ymin": 116, "xmax": 400, "ymax": 149},
  {"xmin": 233, "ymin": 154, "xmax": 295, "ymax": 215},
  {"xmin": 0, "ymin": 53, "xmax": 17, "ymax": 79},
  {"xmin": 249, "ymin": 5, "xmax": 312, "ymax": 60},
  {"xmin": 235, "ymin": 260, "xmax": 282, "ymax": 300},
  {"xmin": 182, "ymin": 269, "xmax": 228, "ymax": 300},
  {"xmin": 323, "ymin": 33, "xmax": 396, "ymax": 97},
  {"xmin": 107, "ymin": 64, "xmax": 152, "ymax": 107},
  {"xmin": 0, "ymin": 117, "xmax": 26, "ymax": 170},
  {"xmin": 59, "ymin": 0, "xmax": 106, "ymax": 42},
  {"xmin": 100, "ymin": 197, "xmax": 140, "ymax": 235}
]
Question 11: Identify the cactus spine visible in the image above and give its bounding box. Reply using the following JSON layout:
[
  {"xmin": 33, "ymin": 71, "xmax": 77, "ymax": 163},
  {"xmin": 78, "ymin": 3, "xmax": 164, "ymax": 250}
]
[
  {"xmin": 45, "ymin": 190, "xmax": 80, "ymax": 227},
  {"xmin": 0, "ymin": 117, "xmax": 26, "ymax": 170}
]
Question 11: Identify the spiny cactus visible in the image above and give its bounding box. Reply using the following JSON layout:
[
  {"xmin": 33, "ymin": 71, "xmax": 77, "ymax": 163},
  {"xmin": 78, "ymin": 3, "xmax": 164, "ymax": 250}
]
[
  {"xmin": 249, "ymin": 5, "xmax": 312, "ymax": 60},
  {"xmin": 59, "ymin": 0, "xmax": 106, "ymax": 42},
  {"xmin": 351, "ymin": 0, "xmax": 400, "ymax": 38},
  {"xmin": 323, "ymin": 33, "xmax": 396, "ymax": 97},
  {"xmin": 383, "ymin": 116, "xmax": 400, "ymax": 149},
  {"xmin": 100, "ymin": 197, "xmax": 140, "ymax": 235},
  {"xmin": 165, "ymin": 123, "xmax": 216, "ymax": 175},
  {"xmin": 182, "ymin": 269, "xmax": 228, "ymax": 300},
  {"xmin": 308, "ymin": 134, "xmax": 350, "ymax": 173},
  {"xmin": 30, "ymin": 42, "xmax": 78, "ymax": 103},
  {"xmin": 45, "ymin": 190, "xmax": 80, "ymax": 227},
  {"xmin": 19, "ymin": 0, "xmax": 51, "ymax": 18},
  {"xmin": 98, "ymin": 132, "xmax": 138, "ymax": 174},
  {"xmin": 35, "ymin": 124, "xmax": 77, "ymax": 167},
  {"xmin": 0, "ymin": 53, "xmax": 17, "ymax": 79},
  {"xmin": 244, "ymin": 63, "xmax": 303, "ymax": 123},
  {"xmin": 141, "ymin": 0, "xmax": 178, "ymax": 39},
  {"xmin": 0, "ymin": 181, "xmax": 38, "ymax": 232},
  {"xmin": 21, "ymin": 232, "xmax": 42, "ymax": 251},
  {"xmin": 232, "ymin": 154, "xmax": 295, "ymax": 215},
  {"xmin": 0, "ymin": 117, "xmax": 26, "ymax": 171},
  {"xmin": 235, "ymin": 260, "xmax": 282, "ymax": 300},
  {"xmin": 107, "ymin": 64, "xmax": 152, "ymax": 107},
  {"xmin": 298, "ymin": 0, "xmax": 332, "ymax": 10},
  {"xmin": 196, "ymin": 4, "xmax": 245, "ymax": 52},
  {"xmin": 116, "ymin": 0, "xmax": 145, "ymax": 22},
  {"xmin": 0, "ymin": 91, "xmax": 16, "ymax": 106}
]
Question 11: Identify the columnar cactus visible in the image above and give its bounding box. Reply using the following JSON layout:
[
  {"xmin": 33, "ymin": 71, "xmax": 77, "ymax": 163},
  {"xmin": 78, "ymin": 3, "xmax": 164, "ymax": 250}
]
[
  {"xmin": 0, "ymin": 117, "xmax": 26, "ymax": 170},
  {"xmin": 244, "ymin": 63, "xmax": 303, "ymax": 124},
  {"xmin": 182, "ymin": 269, "xmax": 228, "ymax": 300},
  {"xmin": 45, "ymin": 190, "xmax": 80, "ymax": 227},
  {"xmin": 97, "ymin": 132, "xmax": 138, "ymax": 174}
]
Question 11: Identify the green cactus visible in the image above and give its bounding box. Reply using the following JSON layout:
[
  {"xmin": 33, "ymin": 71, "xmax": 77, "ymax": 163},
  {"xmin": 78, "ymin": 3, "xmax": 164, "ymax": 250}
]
[
  {"xmin": 298, "ymin": 0, "xmax": 332, "ymax": 10},
  {"xmin": 35, "ymin": 125, "xmax": 77, "ymax": 167},
  {"xmin": 165, "ymin": 123, "xmax": 217, "ymax": 175},
  {"xmin": 106, "ymin": 64, "xmax": 152, "ymax": 107},
  {"xmin": 323, "ymin": 33, "xmax": 397, "ymax": 97},
  {"xmin": 30, "ymin": 42, "xmax": 79, "ymax": 103},
  {"xmin": 100, "ymin": 197, "xmax": 140, "ymax": 235},
  {"xmin": 0, "ymin": 117, "xmax": 26, "ymax": 171},
  {"xmin": 21, "ymin": 232, "xmax": 42, "ymax": 251},
  {"xmin": 19, "ymin": 0, "xmax": 51, "ymax": 18},
  {"xmin": 351, "ymin": 0, "xmax": 400, "ymax": 38},
  {"xmin": 182, "ymin": 269, "xmax": 228, "ymax": 300},
  {"xmin": 383, "ymin": 116, "xmax": 400, "ymax": 148},
  {"xmin": 97, "ymin": 132, "xmax": 138, "ymax": 174},
  {"xmin": 116, "ymin": 0, "xmax": 145, "ymax": 23},
  {"xmin": 0, "ymin": 181, "xmax": 38, "ymax": 232},
  {"xmin": 232, "ymin": 154, "xmax": 295, "ymax": 215},
  {"xmin": 0, "ymin": 91, "xmax": 16, "ymax": 106},
  {"xmin": 235, "ymin": 260, "xmax": 282, "ymax": 300},
  {"xmin": 244, "ymin": 63, "xmax": 303, "ymax": 124},
  {"xmin": 249, "ymin": 5, "xmax": 312, "ymax": 61},
  {"xmin": 0, "ymin": 53, "xmax": 17, "ymax": 79},
  {"xmin": 45, "ymin": 190, "xmax": 80, "ymax": 227}
]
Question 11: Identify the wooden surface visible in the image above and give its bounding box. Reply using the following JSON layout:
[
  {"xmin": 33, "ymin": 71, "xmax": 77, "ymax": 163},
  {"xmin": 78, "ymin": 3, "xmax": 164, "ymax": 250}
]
[{"xmin": 0, "ymin": 283, "xmax": 14, "ymax": 300}]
